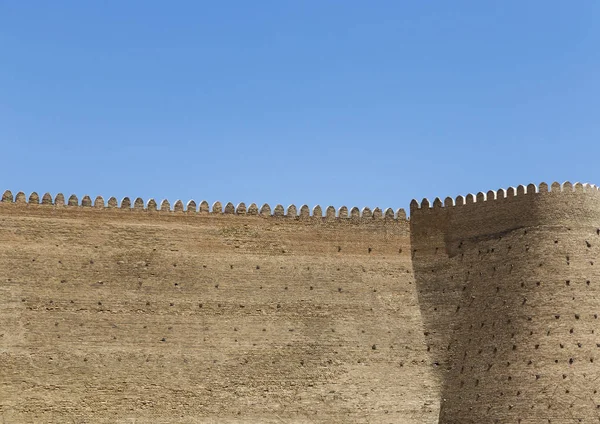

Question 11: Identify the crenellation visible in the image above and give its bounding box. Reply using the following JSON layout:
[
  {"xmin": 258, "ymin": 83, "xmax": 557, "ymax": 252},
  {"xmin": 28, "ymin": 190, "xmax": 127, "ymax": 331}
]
[
  {"xmin": 247, "ymin": 203, "xmax": 259, "ymax": 215},
  {"xmin": 2, "ymin": 190, "xmax": 13, "ymax": 202},
  {"xmin": 516, "ymin": 184, "xmax": 526, "ymax": 195},
  {"xmin": 42, "ymin": 192, "xmax": 53, "ymax": 205},
  {"xmin": 286, "ymin": 204, "xmax": 297, "ymax": 217},
  {"xmin": 15, "ymin": 191, "xmax": 26, "ymax": 203},
  {"xmin": 312, "ymin": 205, "xmax": 322, "ymax": 218},
  {"xmin": 259, "ymin": 203, "xmax": 271, "ymax": 216},
  {"xmin": 339, "ymin": 206, "xmax": 349, "ymax": 218},
  {"xmin": 236, "ymin": 202, "xmax": 247, "ymax": 215},
  {"xmin": 361, "ymin": 206, "xmax": 372, "ymax": 218},
  {"xmin": 120, "ymin": 197, "xmax": 131, "ymax": 209},
  {"xmin": 147, "ymin": 198, "xmax": 157, "ymax": 211},
  {"xmin": 373, "ymin": 207, "xmax": 382, "ymax": 219},
  {"xmin": 107, "ymin": 196, "xmax": 118, "ymax": 208},
  {"xmin": 326, "ymin": 205, "xmax": 336, "ymax": 219},
  {"xmin": 0, "ymin": 189, "xmax": 405, "ymax": 221},
  {"xmin": 134, "ymin": 197, "xmax": 145, "ymax": 210},
  {"xmin": 174, "ymin": 200, "xmax": 184, "ymax": 212},
  {"xmin": 273, "ymin": 204, "xmax": 284, "ymax": 217},
  {"xmin": 94, "ymin": 196, "xmax": 105, "ymax": 208},
  {"xmin": 29, "ymin": 192, "xmax": 40, "ymax": 204},
  {"xmin": 223, "ymin": 202, "xmax": 235, "ymax": 214},
  {"xmin": 298, "ymin": 204, "xmax": 309, "ymax": 218},
  {"xmin": 199, "ymin": 200, "xmax": 210, "ymax": 214}
]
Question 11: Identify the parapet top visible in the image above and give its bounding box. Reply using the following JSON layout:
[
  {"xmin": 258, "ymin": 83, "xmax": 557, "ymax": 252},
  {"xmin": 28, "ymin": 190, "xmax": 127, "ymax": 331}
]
[
  {"xmin": 410, "ymin": 181, "xmax": 599, "ymax": 212},
  {"xmin": 0, "ymin": 190, "xmax": 407, "ymax": 221}
]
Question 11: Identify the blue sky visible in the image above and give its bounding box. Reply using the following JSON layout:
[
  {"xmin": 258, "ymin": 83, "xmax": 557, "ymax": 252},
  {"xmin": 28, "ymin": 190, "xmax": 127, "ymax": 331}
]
[{"xmin": 1, "ymin": 2, "xmax": 598, "ymax": 212}]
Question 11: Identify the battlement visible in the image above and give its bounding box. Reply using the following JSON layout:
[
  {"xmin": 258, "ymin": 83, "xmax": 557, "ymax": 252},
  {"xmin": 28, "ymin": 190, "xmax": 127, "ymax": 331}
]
[
  {"xmin": 2, "ymin": 180, "xmax": 600, "ymax": 423},
  {"xmin": 1, "ymin": 190, "xmax": 407, "ymax": 222},
  {"xmin": 410, "ymin": 181, "xmax": 600, "ymax": 214}
]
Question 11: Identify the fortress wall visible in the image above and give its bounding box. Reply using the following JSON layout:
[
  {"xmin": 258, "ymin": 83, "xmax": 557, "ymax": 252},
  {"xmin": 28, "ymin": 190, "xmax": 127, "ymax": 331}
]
[
  {"xmin": 410, "ymin": 183, "xmax": 600, "ymax": 423},
  {"xmin": 0, "ymin": 195, "xmax": 437, "ymax": 424}
]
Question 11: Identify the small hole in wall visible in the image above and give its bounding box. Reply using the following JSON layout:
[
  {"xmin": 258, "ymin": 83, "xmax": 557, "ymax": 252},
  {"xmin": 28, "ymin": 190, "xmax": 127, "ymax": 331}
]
[
  {"xmin": 338, "ymin": 246, "xmax": 341, "ymax": 252},
  {"xmin": 368, "ymin": 247, "xmax": 372, "ymax": 254},
  {"xmin": 587, "ymin": 241, "xmax": 592, "ymax": 248}
]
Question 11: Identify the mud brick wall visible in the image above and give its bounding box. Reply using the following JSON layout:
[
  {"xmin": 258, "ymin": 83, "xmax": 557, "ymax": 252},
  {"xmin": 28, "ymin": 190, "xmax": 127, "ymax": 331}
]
[
  {"xmin": 410, "ymin": 182, "xmax": 600, "ymax": 423},
  {"xmin": 0, "ymin": 193, "xmax": 437, "ymax": 424}
]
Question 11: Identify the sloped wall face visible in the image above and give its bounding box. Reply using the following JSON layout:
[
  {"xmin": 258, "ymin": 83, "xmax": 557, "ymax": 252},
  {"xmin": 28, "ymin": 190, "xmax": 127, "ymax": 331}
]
[
  {"xmin": 0, "ymin": 201, "xmax": 438, "ymax": 423},
  {"xmin": 411, "ymin": 185, "xmax": 600, "ymax": 423}
]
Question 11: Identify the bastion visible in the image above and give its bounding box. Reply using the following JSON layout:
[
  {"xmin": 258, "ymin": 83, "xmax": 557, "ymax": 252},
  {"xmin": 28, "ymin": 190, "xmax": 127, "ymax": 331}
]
[{"xmin": 1, "ymin": 182, "xmax": 599, "ymax": 423}]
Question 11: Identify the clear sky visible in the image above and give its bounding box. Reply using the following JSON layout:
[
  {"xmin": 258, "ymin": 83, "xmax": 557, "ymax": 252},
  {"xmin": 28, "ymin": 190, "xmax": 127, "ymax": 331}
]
[{"xmin": 1, "ymin": 2, "xmax": 598, "ymax": 212}]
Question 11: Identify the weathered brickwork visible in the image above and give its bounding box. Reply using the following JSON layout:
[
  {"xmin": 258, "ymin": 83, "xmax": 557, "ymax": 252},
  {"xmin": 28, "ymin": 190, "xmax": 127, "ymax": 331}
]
[
  {"xmin": 411, "ymin": 182, "xmax": 600, "ymax": 423},
  {"xmin": 1, "ymin": 182, "xmax": 599, "ymax": 423},
  {"xmin": 0, "ymin": 194, "xmax": 436, "ymax": 424}
]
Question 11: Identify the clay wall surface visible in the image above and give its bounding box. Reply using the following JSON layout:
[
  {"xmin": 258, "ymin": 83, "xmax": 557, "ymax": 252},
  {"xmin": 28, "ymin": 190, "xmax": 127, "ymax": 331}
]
[
  {"xmin": 0, "ymin": 193, "xmax": 438, "ymax": 424},
  {"xmin": 410, "ymin": 183, "xmax": 600, "ymax": 423}
]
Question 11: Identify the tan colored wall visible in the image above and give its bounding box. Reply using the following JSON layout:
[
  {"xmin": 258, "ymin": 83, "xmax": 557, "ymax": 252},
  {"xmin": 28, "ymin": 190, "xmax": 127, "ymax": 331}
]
[
  {"xmin": 410, "ymin": 183, "xmax": 600, "ymax": 423},
  {"xmin": 3, "ymin": 181, "xmax": 599, "ymax": 424},
  {"xmin": 0, "ymin": 193, "xmax": 438, "ymax": 424}
]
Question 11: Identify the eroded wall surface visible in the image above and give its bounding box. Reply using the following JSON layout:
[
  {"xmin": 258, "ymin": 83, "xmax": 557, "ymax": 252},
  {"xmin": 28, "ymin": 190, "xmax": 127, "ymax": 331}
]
[
  {"xmin": 411, "ymin": 183, "xmax": 600, "ymax": 423},
  {"xmin": 0, "ymin": 195, "xmax": 438, "ymax": 424}
]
